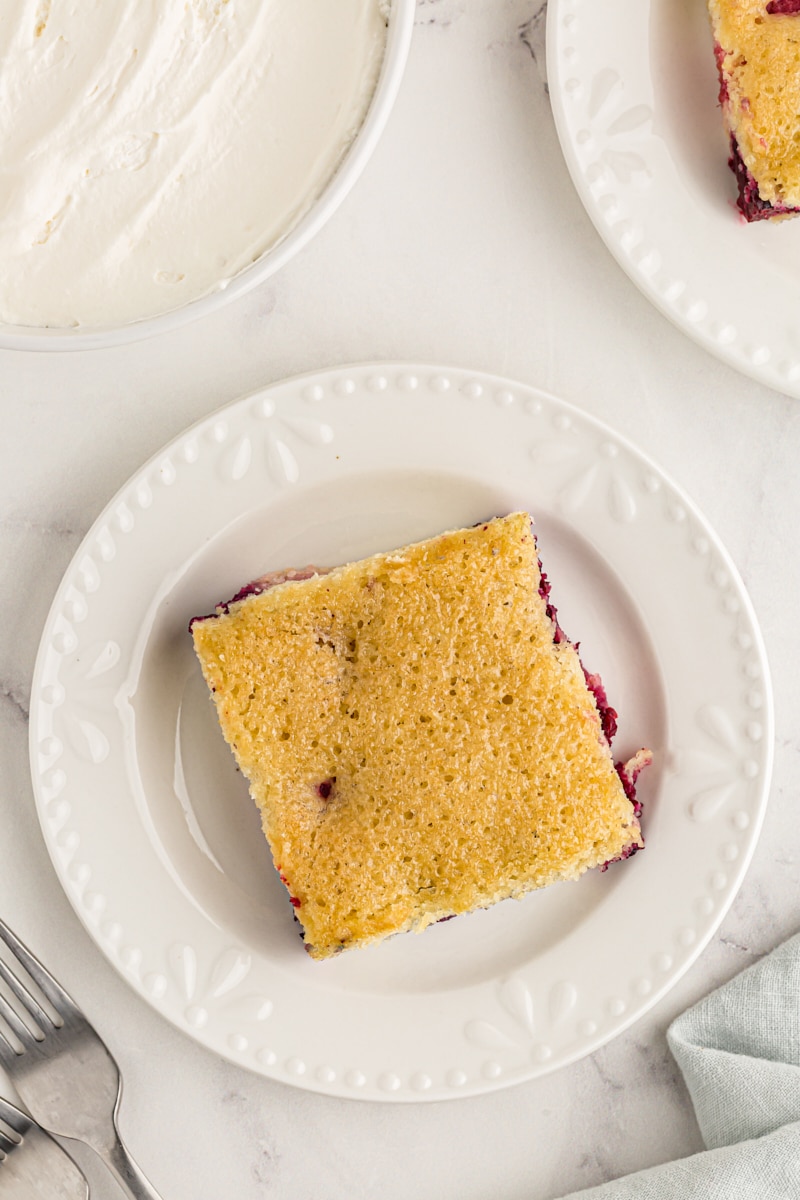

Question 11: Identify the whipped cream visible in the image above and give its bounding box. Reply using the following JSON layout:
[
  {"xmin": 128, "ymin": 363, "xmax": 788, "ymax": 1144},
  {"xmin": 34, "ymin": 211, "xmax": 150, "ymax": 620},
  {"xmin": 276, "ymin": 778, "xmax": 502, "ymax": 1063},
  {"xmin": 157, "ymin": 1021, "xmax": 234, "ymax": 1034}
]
[{"xmin": 0, "ymin": 0, "xmax": 388, "ymax": 329}]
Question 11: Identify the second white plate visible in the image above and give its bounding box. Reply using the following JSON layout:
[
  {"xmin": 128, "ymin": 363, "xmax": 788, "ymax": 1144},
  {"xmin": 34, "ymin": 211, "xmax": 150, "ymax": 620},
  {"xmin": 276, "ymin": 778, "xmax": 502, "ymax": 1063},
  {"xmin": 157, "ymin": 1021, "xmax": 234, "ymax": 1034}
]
[
  {"xmin": 29, "ymin": 364, "xmax": 772, "ymax": 1100},
  {"xmin": 548, "ymin": 0, "xmax": 800, "ymax": 399}
]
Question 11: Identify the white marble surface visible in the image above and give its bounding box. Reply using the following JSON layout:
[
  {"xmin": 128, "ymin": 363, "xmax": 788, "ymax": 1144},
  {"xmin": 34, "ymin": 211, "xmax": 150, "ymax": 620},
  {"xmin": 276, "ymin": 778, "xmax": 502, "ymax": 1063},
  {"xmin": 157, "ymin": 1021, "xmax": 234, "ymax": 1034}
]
[{"xmin": 1, "ymin": 2, "xmax": 798, "ymax": 1197}]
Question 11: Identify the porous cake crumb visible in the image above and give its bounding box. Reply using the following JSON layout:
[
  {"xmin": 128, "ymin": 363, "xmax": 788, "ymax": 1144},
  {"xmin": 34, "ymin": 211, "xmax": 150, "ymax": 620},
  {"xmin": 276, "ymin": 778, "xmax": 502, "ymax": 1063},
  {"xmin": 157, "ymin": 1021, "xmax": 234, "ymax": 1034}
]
[{"xmin": 191, "ymin": 513, "xmax": 647, "ymax": 959}]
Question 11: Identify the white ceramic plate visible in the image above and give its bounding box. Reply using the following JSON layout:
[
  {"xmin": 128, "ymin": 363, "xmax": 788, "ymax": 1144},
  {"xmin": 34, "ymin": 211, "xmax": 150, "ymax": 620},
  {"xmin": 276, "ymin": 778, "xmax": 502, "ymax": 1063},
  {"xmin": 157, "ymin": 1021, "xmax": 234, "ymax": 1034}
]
[
  {"xmin": 548, "ymin": 0, "xmax": 800, "ymax": 399},
  {"xmin": 0, "ymin": 0, "xmax": 414, "ymax": 353},
  {"xmin": 29, "ymin": 364, "xmax": 773, "ymax": 1101}
]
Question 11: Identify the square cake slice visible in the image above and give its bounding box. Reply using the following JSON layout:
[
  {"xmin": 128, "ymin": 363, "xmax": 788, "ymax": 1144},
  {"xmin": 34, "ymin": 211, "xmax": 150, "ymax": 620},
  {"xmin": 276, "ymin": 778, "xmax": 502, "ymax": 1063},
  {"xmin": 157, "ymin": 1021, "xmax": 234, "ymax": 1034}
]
[
  {"xmin": 708, "ymin": 0, "xmax": 800, "ymax": 220},
  {"xmin": 190, "ymin": 513, "xmax": 648, "ymax": 959}
]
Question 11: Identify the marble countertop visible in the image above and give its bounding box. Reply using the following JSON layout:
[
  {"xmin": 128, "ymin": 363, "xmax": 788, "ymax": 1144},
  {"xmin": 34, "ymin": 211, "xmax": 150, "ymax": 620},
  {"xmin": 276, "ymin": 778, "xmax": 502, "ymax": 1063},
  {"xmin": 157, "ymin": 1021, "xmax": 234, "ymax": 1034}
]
[{"xmin": 1, "ymin": 3, "xmax": 798, "ymax": 1197}]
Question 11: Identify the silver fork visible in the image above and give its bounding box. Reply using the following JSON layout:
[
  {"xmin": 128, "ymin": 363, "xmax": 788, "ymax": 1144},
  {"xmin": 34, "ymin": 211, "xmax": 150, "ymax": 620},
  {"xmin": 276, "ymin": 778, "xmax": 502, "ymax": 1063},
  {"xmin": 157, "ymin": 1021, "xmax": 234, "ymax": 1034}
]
[
  {"xmin": 0, "ymin": 918, "xmax": 162, "ymax": 1200},
  {"xmin": 0, "ymin": 1093, "xmax": 88, "ymax": 1199}
]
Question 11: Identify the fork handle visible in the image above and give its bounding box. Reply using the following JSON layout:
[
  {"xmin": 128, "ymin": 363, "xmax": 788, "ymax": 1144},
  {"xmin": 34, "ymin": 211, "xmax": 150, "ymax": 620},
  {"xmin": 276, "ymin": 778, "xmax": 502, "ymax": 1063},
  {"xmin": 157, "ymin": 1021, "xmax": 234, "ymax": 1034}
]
[{"xmin": 97, "ymin": 1128, "xmax": 163, "ymax": 1200}]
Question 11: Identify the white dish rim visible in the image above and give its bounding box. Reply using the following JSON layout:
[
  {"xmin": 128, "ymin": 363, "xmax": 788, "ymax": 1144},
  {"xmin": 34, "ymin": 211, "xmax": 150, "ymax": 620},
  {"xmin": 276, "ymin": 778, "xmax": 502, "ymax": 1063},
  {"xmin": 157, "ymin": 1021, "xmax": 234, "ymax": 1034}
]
[{"xmin": 0, "ymin": 1, "xmax": 415, "ymax": 354}]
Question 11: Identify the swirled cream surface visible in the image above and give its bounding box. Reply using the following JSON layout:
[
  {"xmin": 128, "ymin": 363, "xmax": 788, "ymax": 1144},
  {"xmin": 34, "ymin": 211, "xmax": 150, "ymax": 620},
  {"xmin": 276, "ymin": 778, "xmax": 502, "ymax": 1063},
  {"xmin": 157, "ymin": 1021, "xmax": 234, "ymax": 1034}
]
[{"xmin": 0, "ymin": 1, "xmax": 388, "ymax": 329}]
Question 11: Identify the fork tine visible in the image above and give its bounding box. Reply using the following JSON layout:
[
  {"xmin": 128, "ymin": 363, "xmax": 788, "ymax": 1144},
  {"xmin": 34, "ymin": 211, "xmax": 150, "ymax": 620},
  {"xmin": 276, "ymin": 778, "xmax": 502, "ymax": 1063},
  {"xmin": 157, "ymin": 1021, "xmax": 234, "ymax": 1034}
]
[
  {"xmin": 0, "ymin": 1128, "xmax": 19, "ymax": 1155},
  {"xmin": 0, "ymin": 991, "xmax": 36, "ymax": 1051},
  {"xmin": 0, "ymin": 957, "xmax": 57, "ymax": 1035},
  {"xmin": 0, "ymin": 1096, "xmax": 27, "ymax": 1135},
  {"xmin": 0, "ymin": 1026, "xmax": 16, "ymax": 1062},
  {"xmin": 0, "ymin": 919, "xmax": 78, "ymax": 1020}
]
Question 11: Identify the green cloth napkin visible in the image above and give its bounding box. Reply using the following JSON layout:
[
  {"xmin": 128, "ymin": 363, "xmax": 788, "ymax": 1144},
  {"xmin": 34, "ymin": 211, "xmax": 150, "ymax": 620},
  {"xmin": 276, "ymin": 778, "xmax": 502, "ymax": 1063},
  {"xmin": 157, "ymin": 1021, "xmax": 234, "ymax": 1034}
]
[{"xmin": 560, "ymin": 932, "xmax": 800, "ymax": 1198}]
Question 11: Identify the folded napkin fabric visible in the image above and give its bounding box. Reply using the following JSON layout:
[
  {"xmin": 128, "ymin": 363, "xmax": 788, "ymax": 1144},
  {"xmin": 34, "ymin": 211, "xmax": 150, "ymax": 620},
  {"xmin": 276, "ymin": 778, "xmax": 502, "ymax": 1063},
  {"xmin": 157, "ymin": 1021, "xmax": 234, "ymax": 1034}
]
[{"xmin": 558, "ymin": 932, "xmax": 800, "ymax": 1198}]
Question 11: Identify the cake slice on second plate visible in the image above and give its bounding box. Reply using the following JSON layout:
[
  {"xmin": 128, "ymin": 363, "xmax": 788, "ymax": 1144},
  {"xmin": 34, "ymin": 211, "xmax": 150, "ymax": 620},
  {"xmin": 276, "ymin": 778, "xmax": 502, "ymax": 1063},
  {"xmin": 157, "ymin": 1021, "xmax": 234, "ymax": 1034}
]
[{"xmin": 708, "ymin": 0, "xmax": 800, "ymax": 220}]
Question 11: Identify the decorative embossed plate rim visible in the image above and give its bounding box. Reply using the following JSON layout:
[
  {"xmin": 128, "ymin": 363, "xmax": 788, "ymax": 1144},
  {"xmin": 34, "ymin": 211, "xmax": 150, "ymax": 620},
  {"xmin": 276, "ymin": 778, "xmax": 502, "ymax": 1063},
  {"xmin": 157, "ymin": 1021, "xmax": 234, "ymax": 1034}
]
[
  {"xmin": 29, "ymin": 364, "xmax": 773, "ymax": 1100},
  {"xmin": 547, "ymin": 0, "xmax": 800, "ymax": 399}
]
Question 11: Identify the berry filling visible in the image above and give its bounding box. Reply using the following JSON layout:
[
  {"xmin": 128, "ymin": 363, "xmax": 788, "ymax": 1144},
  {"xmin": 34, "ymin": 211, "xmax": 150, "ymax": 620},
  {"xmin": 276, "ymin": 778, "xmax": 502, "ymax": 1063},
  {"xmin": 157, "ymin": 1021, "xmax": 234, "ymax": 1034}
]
[
  {"xmin": 601, "ymin": 747, "xmax": 653, "ymax": 869},
  {"xmin": 317, "ymin": 777, "xmax": 336, "ymax": 800},
  {"xmin": 538, "ymin": 562, "xmax": 620, "ymax": 748},
  {"xmin": 189, "ymin": 565, "xmax": 327, "ymax": 629},
  {"xmin": 713, "ymin": 42, "xmax": 729, "ymax": 107},
  {"xmin": 711, "ymin": 37, "xmax": 800, "ymax": 223},
  {"xmin": 727, "ymin": 135, "xmax": 800, "ymax": 222},
  {"xmin": 766, "ymin": 0, "xmax": 800, "ymax": 14},
  {"xmin": 728, "ymin": 135, "xmax": 800, "ymax": 220},
  {"xmin": 537, "ymin": 544, "xmax": 649, "ymax": 863},
  {"xmin": 276, "ymin": 865, "xmax": 302, "ymax": 909}
]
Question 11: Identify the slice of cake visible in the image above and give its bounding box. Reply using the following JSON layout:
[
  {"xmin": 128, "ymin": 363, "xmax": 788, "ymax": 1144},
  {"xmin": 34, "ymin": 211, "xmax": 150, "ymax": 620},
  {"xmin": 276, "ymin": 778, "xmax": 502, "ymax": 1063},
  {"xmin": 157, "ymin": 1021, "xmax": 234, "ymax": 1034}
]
[
  {"xmin": 708, "ymin": 0, "xmax": 800, "ymax": 220},
  {"xmin": 190, "ymin": 513, "xmax": 649, "ymax": 959}
]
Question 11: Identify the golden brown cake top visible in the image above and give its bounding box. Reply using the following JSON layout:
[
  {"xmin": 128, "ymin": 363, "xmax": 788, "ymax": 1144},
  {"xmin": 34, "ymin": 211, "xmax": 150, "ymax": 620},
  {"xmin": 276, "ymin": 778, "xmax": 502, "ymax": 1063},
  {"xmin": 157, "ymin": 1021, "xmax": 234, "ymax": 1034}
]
[
  {"xmin": 709, "ymin": 0, "xmax": 800, "ymax": 206},
  {"xmin": 192, "ymin": 513, "xmax": 641, "ymax": 959}
]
